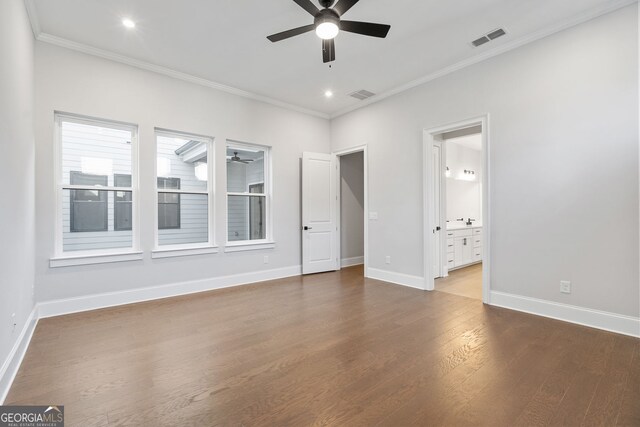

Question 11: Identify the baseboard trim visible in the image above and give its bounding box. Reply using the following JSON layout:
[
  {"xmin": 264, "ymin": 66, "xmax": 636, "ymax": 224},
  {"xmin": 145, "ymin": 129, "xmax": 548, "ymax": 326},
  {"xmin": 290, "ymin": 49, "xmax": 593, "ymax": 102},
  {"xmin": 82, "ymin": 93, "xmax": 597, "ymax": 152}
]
[
  {"xmin": 38, "ymin": 265, "xmax": 302, "ymax": 319},
  {"xmin": 341, "ymin": 256, "xmax": 364, "ymax": 268},
  {"xmin": 0, "ymin": 308, "xmax": 38, "ymax": 404},
  {"xmin": 367, "ymin": 267, "xmax": 426, "ymax": 290},
  {"xmin": 490, "ymin": 291, "xmax": 640, "ymax": 338}
]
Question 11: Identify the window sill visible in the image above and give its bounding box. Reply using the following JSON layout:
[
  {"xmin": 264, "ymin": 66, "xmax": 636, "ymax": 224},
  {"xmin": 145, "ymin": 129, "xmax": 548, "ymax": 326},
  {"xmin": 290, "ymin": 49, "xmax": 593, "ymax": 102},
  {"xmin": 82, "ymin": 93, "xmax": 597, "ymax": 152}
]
[
  {"xmin": 50, "ymin": 251, "xmax": 144, "ymax": 268},
  {"xmin": 224, "ymin": 241, "xmax": 276, "ymax": 253},
  {"xmin": 151, "ymin": 246, "xmax": 219, "ymax": 259}
]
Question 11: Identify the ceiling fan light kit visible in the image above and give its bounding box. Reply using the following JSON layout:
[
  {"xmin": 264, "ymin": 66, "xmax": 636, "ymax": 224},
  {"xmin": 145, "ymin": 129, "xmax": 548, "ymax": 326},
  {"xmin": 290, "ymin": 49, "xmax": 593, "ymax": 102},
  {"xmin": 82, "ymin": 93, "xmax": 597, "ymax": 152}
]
[{"xmin": 267, "ymin": 0, "xmax": 390, "ymax": 63}]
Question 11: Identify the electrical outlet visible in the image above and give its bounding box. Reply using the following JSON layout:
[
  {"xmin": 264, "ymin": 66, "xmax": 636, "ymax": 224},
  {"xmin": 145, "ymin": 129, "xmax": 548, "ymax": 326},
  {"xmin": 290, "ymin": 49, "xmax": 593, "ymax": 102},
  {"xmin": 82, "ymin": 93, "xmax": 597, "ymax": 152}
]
[
  {"xmin": 10, "ymin": 313, "xmax": 16, "ymax": 333},
  {"xmin": 369, "ymin": 212, "xmax": 378, "ymax": 220},
  {"xmin": 560, "ymin": 280, "xmax": 571, "ymax": 294},
  {"xmin": 263, "ymin": 255, "xmax": 269, "ymax": 264},
  {"xmin": 385, "ymin": 256, "xmax": 391, "ymax": 264}
]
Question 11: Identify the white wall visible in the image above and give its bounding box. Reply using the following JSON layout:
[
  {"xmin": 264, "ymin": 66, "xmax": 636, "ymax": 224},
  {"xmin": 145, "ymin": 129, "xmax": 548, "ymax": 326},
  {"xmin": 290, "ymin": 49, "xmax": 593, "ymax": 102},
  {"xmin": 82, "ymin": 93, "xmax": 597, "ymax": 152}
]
[
  {"xmin": 331, "ymin": 5, "xmax": 639, "ymax": 317},
  {"xmin": 445, "ymin": 142, "xmax": 482, "ymax": 222},
  {"xmin": 340, "ymin": 151, "xmax": 364, "ymax": 262},
  {"xmin": 0, "ymin": 0, "xmax": 35, "ymax": 374},
  {"xmin": 34, "ymin": 42, "xmax": 330, "ymax": 302}
]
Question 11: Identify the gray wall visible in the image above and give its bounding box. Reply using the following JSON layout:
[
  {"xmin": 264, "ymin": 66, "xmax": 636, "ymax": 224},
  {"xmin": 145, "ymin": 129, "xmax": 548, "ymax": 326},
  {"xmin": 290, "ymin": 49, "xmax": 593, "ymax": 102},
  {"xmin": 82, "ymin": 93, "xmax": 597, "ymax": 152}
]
[
  {"xmin": 34, "ymin": 42, "xmax": 330, "ymax": 302},
  {"xmin": 340, "ymin": 152, "xmax": 364, "ymax": 262},
  {"xmin": 0, "ymin": 0, "xmax": 35, "ymax": 371},
  {"xmin": 331, "ymin": 5, "xmax": 639, "ymax": 317}
]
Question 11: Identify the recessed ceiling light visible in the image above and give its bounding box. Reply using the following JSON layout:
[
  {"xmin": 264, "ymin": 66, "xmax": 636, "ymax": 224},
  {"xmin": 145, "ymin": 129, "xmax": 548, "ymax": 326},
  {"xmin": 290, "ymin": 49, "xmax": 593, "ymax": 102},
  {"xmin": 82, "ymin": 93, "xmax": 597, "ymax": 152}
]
[
  {"xmin": 122, "ymin": 18, "xmax": 136, "ymax": 29},
  {"xmin": 324, "ymin": 90, "xmax": 334, "ymax": 98}
]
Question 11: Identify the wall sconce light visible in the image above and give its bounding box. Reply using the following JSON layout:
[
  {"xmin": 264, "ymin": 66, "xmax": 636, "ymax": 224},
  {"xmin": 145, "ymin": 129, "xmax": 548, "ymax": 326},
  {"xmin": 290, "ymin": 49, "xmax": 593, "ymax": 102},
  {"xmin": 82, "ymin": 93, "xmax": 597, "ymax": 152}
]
[{"xmin": 463, "ymin": 169, "xmax": 476, "ymax": 181}]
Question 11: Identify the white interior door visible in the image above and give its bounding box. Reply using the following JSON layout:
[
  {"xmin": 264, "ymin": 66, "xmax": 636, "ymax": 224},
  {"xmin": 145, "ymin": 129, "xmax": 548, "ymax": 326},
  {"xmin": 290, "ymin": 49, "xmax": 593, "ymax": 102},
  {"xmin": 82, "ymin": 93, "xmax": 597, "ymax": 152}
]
[
  {"xmin": 432, "ymin": 144, "xmax": 442, "ymax": 278},
  {"xmin": 302, "ymin": 152, "xmax": 337, "ymax": 274}
]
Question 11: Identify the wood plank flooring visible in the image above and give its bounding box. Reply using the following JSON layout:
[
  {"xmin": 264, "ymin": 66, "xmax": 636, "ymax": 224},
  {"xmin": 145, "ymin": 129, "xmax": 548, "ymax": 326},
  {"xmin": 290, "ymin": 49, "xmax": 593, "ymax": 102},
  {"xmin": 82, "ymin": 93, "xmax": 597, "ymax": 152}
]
[
  {"xmin": 6, "ymin": 265, "xmax": 639, "ymax": 426},
  {"xmin": 435, "ymin": 263, "xmax": 483, "ymax": 300}
]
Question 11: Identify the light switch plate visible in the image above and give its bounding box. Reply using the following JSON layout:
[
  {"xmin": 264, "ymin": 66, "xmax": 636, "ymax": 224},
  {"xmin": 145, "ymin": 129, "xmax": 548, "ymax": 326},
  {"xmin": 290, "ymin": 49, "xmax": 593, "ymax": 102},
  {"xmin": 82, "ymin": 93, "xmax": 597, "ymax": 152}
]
[
  {"xmin": 560, "ymin": 280, "xmax": 571, "ymax": 294},
  {"xmin": 369, "ymin": 212, "xmax": 378, "ymax": 220}
]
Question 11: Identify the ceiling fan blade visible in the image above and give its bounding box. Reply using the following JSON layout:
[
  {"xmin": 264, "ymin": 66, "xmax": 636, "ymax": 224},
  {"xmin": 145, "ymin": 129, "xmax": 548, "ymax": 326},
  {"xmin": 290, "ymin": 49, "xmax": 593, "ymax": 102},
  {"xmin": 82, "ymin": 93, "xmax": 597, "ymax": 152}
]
[
  {"xmin": 322, "ymin": 38, "xmax": 336, "ymax": 63},
  {"xmin": 340, "ymin": 20, "xmax": 390, "ymax": 38},
  {"xmin": 333, "ymin": 0, "xmax": 359, "ymax": 16},
  {"xmin": 293, "ymin": 0, "xmax": 320, "ymax": 16},
  {"xmin": 267, "ymin": 24, "xmax": 315, "ymax": 42}
]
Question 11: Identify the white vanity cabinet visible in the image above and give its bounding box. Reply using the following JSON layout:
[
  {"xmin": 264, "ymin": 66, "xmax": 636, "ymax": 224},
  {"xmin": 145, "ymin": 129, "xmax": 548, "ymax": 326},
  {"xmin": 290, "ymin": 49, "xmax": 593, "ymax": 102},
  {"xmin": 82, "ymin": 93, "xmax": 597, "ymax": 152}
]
[{"xmin": 446, "ymin": 226, "xmax": 482, "ymax": 271}]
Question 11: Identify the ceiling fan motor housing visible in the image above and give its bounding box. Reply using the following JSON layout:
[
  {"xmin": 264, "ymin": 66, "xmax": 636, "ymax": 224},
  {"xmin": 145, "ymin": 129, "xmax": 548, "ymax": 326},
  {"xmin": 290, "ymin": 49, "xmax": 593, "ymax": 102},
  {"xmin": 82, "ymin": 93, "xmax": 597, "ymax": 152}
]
[
  {"xmin": 319, "ymin": 0, "xmax": 336, "ymax": 8},
  {"xmin": 315, "ymin": 9, "xmax": 340, "ymax": 28}
]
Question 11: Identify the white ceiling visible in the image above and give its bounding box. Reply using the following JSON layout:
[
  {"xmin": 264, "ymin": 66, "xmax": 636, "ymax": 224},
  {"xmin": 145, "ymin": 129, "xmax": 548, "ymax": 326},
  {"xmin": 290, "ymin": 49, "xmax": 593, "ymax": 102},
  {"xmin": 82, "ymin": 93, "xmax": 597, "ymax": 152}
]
[{"xmin": 29, "ymin": 0, "xmax": 631, "ymax": 117}]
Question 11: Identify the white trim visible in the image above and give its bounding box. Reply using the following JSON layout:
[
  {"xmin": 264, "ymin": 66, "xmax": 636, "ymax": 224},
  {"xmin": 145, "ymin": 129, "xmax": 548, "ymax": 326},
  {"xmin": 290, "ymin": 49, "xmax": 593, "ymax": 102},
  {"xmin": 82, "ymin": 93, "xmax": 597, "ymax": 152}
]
[
  {"xmin": 367, "ymin": 268, "xmax": 426, "ymax": 290},
  {"xmin": 341, "ymin": 256, "xmax": 364, "ymax": 267},
  {"xmin": 423, "ymin": 115, "xmax": 491, "ymax": 304},
  {"xmin": 0, "ymin": 308, "xmax": 38, "ymax": 404},
  {"xmin": 35, "ymin": 33, "xmax": 329, "ymax": 120},
  {"xmin": 23, "ymin": 0, "xmax": 40, "ymax": 38},
  {"xmin": 37, "ymin": 265, "xmax": 301, "ymax": 319},
  {"xmin": 223, "ymin": 241, "xmax": 276, "ymax": 253},
  {"xmin": 151, "ymin": 246, "xmax": 219, "ymax": 259},
  {"xmin": 490, "ymin": 291, "xmax": 640, "ymax": 338},
  {"xmin": 330, "ymin": 0, "xmax": 637, "ymax": 118},
  {"xmin": 333, "ymin": 145, "xmax": 369, "ymax": 275},
  {"xmin": 50, "ymin": 251, "xmax": 144, "ymax": 268}
]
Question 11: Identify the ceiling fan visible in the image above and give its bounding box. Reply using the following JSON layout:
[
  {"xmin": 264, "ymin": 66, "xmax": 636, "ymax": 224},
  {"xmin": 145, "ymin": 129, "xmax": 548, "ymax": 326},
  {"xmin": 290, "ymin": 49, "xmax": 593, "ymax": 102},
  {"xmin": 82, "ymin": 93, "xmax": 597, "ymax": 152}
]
[
  {"xmin": 227, "ymin": 152, "xmax": 254, "ymax": 164},
  {"xmin": 267, "ymin": 0, "xmax": 391, "ymax": 63}
]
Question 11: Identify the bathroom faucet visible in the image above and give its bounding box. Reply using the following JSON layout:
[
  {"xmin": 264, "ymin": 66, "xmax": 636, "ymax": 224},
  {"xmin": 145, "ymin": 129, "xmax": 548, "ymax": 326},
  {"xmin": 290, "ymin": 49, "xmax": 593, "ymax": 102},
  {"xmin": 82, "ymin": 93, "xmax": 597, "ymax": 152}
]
[{"xmin": 466, "ymin": 218, "xmax": 476, "ymax": 225}]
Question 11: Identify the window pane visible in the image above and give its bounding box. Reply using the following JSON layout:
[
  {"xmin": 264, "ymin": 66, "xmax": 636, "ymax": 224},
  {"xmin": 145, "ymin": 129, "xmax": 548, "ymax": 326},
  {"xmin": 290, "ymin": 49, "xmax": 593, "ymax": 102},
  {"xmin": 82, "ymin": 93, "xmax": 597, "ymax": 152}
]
[
  {"xmin": 62, "ymin": 189, "xmax": 132, "ymax": 251},
  {"xmin": 114, "ymin": 174, "xmax": 132, "ymax": 231},
  {"xmin": 226, "ymin": 147, "xmax": 265, "ymax": 193},
  {"xmin": 158, "ymin": 194, "xmax": 208, "ymax": 246},
  {"xmin": 62, "ymin": 121, "xmax": 132, "ymax": 187},
  {"xmin": 157, "ymin": 136, "xmax": 208, "ymax": 192},
  {"xmin": 228, "ymin": 195, "xmax": 266, "ymax": 241}
]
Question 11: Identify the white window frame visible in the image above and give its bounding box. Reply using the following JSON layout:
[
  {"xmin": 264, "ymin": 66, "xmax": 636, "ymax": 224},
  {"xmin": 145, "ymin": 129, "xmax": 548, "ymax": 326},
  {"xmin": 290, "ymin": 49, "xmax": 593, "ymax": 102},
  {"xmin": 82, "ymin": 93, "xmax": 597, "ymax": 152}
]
[
  {"xmin": 50, "ymin": 112, "xmax": 142, "ymax": 268},
  {"xmin": 152, "ymin": 129, "xmax": 218, "ymax": 258},
  {"xmin": 225, "ymin": 140, "xmax": 274, "ymax": 252}
]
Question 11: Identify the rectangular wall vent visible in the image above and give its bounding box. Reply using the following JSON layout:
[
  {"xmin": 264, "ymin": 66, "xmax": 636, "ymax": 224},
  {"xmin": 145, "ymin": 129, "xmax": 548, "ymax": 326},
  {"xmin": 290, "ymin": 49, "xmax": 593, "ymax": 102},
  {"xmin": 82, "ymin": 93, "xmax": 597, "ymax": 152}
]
[
  {"xmin": 471, "ymin": 28, "xmax": 506, "ymax": 47},
  {"xmin": 349, "ymin": 89, "xmax": 376, "ymax": 101}
]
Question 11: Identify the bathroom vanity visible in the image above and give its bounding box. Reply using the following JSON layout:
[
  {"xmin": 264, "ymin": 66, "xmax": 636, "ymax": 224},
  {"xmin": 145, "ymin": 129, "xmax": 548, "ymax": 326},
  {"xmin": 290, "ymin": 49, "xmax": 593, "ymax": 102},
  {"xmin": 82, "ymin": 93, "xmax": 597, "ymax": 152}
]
[{"xmin": 445, "ymin": 224, "xmax": 482, "ymax": 271}]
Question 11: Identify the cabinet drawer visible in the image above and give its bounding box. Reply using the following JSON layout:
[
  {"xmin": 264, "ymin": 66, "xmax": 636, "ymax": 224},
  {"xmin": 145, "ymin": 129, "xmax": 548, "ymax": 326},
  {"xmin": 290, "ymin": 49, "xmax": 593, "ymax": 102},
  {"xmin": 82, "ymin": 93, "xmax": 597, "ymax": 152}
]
[
  {"xmin": 473, "ymin": 228, "xmax": 482, "ymax": 235},
  {"xmin": 446, "ymin": 252, "xmax": 454, "ymax": 262},
  {"xmin": 472, "ymin": 248, "xmax": 482, "ymax": 262},
  {"xmin": 447, "ymin": 259, "xmax": 455, "ymax": 268},
  {"xmin": 451, "ymin": 229, "xmax": 472, "ymax": 238},
  {"xmin": 446, "ymin": 230, "xmax": 455, "ymax": 238},
  {"xmin": 473, "ymin": 236, "xmax": 482, "ymax": 248},
  {"xmin": 446, "ymin": 239, "xmax": 454, "ymax": 253}
]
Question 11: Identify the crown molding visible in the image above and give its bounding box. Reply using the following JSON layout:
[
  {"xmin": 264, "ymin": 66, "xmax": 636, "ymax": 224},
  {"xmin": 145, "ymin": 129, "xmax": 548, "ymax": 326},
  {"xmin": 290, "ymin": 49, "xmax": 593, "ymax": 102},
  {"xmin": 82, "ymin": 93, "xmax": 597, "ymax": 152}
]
[
  {"xmin": 23, "ymin": 0, "xmax": 40, "ymax": 38},
  {"xmin": 330, "ymin": 0, "xmax": 638, "ymax": 119},
  {"xmin": 23, "ymin": 0, "xmax": 636, "ymax": 121},
  {"xmin": 32, "ymin": 31, "xmax": 330, "ymax": 120}
]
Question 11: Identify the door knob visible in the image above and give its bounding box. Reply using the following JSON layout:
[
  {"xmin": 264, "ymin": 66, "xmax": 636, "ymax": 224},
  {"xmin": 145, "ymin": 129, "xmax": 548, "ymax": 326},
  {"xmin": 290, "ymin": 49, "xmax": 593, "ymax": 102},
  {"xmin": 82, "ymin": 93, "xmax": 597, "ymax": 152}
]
[{"xmin": 303, "ymin": 226, "xmax": 312, "ymax": 230}]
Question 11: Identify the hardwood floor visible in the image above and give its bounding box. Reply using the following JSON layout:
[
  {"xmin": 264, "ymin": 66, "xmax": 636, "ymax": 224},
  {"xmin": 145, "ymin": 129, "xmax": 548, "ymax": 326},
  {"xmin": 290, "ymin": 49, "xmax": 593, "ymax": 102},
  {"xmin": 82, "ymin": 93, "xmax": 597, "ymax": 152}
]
[
  {"xmin": 6, "ymin": 266, "xmax": 639, "ymax": 426},
  {"xmin": 436, "ymin": 263, "xmax": 483, "ymax": 300}
]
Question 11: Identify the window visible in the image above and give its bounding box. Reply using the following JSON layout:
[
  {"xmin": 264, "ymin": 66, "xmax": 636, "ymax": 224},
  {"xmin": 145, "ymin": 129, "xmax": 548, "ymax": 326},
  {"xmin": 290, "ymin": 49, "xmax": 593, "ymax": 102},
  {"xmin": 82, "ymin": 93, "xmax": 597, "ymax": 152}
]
[
  {"xmin": 226, "ymin": 142, "xmax": 271, "ymax": 243},
  {"xmin": 70, "ymin": 171, "xmax": 108, "ymax": 232},
  {"xmin": 114, "ymin": 174, "xmax": 132, "ymax": 231},
  {"xmin": 56, "ymin": 113, "xmax": 137, "ymax": 254},
  {"xmin": 156, "ymin": 130, "xmax": 213, "ymax": 248},
  {"xmin": 157, "ymin": 177, "xmax": 181, "ymax": 229}
]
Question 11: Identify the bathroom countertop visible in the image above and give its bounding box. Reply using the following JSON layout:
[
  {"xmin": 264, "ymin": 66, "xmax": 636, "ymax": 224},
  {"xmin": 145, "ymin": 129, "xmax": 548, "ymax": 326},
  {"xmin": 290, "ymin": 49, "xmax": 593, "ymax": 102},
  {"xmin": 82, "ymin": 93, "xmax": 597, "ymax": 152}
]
[{"xmin": 446, "ymin": 222, "xmax": 483, "ymax": 231}]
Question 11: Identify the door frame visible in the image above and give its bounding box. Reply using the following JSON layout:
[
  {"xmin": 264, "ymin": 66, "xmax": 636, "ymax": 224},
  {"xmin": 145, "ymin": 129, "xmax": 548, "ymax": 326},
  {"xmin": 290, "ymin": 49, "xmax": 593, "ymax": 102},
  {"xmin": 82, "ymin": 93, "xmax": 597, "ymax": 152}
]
[
  {"xmin": 431, "ymin": 139, "xmax": 445, "ymax": 279},
  {"xmin": 423, "ymin": 115, "xmax": 491, "ymax": 303},
  {"xmin": 333, "ymin": 145, "xmax": 369, "ymax": 275}
]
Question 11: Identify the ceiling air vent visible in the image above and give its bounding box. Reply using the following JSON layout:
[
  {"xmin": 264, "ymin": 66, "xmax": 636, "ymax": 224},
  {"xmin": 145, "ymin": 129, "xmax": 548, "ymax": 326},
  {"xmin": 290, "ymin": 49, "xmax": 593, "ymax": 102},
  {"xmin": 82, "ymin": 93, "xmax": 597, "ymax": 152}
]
[
  {"xmin": 471, "ymin": 28, "xmax": 506, "ymax": 47},
  {"xmin": 349, "ymin": 89, "xmax": 376, "ymax": 101}
]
